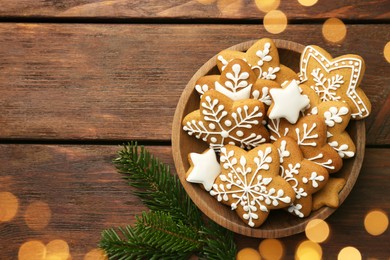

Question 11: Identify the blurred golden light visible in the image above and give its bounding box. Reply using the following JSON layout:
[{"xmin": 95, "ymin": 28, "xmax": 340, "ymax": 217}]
[
  {"xmin": 263, "ymin": 10, "xmax": 287, "ymax": 34},
  {"xmin": 24, "ymin": 201, "xmax": 51, "ymax": 230},
  {"xmin": 305, "ymin": 219, "xmax": 330, "ymax": 243},
  {"xmin": 338, "ymin": 246, "xmax": 361, "ymax": 260},
  {"xmin": 46, "ymin": 239, "xmax": 70, "ymax": 260},
  {"xmin": 196, "ymin": 0, "xmax": 217, "ymax": 5},
  {"xmin": 255, "ymin": 0, "xmax": 280, "ymax": 13},
  {"xmin": 384, "ymin": 41, "xmax": 390, "ymax": 63},
  {"xmin": 364, "ymin": 210, "xmax": 389, "ymax": 236},
  {"xmin": 84, "ymin": 248, "xmax": 108, "ymax": 260},
  {"xmin": 217, "ymin": 0, "xmax": 243, "ymax": 15},
  {"xmin": 0, "ymin": 191, "xmax": 19, "ymax": 222},
  {"xmin": 297, "ymin": 0, "xmax": 318, "ymax": 7},
  {"xmin": 236, "ymin": 247, "xmax": 261, "ymax": 260},
  {"xmin": 322, "ymin": 18, "xmax": 347, "ymax": 43},
  {"xmin": 18, "ymin": 240, "xmax": 46, "ymax": 260},
  {"xmin": 259, "ymin": 238, "xmax": 284, "ymax": 260},
  {"xmin": 295, "ymin": 240, "xmax": 322, "ymax": 260}
]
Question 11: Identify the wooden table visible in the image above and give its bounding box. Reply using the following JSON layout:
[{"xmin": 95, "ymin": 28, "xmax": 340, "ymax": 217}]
[{"xmin": 0, "ymin": 1, "xmax": 389, "ymax": 259}]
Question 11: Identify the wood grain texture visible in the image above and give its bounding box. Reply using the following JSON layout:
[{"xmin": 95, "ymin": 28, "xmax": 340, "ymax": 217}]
[
  {"xmin": 0, "ymin": 145, "xmax": 388, "ymax": 258},
  {"xmin": 0, "ymin": 23, "xmax": 388, "ymax": 144},
  {"xmin": 0, "ymin": 0, "xmax": 389, "ymax": 20}
]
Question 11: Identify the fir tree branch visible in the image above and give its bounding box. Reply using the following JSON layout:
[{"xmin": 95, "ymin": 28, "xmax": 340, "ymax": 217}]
[{"xmin": 113, "ymin": 142, "xmax": 202, "ymax": 228}]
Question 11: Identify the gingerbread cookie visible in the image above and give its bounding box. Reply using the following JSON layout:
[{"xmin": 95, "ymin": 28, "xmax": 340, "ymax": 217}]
[
  {"xmin": 251, "ymin": 79, "xmax": 281, "ymax": 109},
  {"xmin": 216, "ymin": 38, "xmax": 298, "ymax": 84},
  {"xmin": 299, "ymin": 45, "xmax": 371, "ymax": 119},
  {"xmin": 183, "ymin": 89, "xmax": 269, "ymax": 151},
  {"xmin": 186, "ymin": 148, "xmax": 221, "ymax": 191},
  {"xmin": 311, "ymin": 101, "xmax": 356, "ymax": 159},
  {"xmin": 210, "ymin": 144, "xmax": 295, "ymax": 227},
  {"xmin": 268, "ymin": 115, "xmax": 343, "ymax": 173},
  {"xmin": 274, "ymin": 137, "xmax": 329, "ymax": 217},
  {"xmin": 312, "ymin": 177, "xmax": 346, "ymax": 210}
]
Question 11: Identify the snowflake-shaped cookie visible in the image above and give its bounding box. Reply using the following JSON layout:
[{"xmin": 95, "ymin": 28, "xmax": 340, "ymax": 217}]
[
  {"xmin": 274, "ymin": 137, "xmax": 329, "ymax": 218},
  {"xmin": 267, "ymin": 115, "xmax": 343, "ymax": 173},
  {"xmin": 210, "ymin": 144, "xmax": 295, "ymax": 227},
  {"xmin": 183, "ymin": 89, "xmax": 269, "ymax": 151},
  {"xmin": 216, "ymin": 38, "xmax": 298, "ymax": 84},
  {"xmin": 299, "ymin": 45, "xmax": 371, "ymax": 119}
]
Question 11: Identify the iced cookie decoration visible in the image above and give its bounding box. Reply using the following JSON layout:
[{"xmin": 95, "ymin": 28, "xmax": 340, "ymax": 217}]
[
  {"xmin": 195, "ymin": 59, "xmax": 257, "ymax": 100},
  {"xmin": 210, "ymin": 144, "xmax": 295, "ymax": 227},
  {"xmin": 186, "ymin": 148, "xmax": 221, "ymax": 191},
  {"xmin": 311, "ymin": 101, "xmax": 356, "ymax": 159},
  {"xmin": 267, "ymin": 80, "xmax": 310, "ymax": 124},
  {"xmin": 299, "ymin": 45, "xmax": 371, "ymax": 120},
  {"xmin": 268, "ymin": 115, "xmax": 343, "ymax": 173},
  {"xmin": 274, "ymin": 137, "xmax": 329, "ymax": 217},
  {"xmin": 251, "ymin": 79, "xmax": 281, "ymax": 109},
  {"xmin": 182, "ymin": 89, "xmax": 269, "ymax": 151},
  {"xmin": 312, "ymin": 178, "xmax": 346, "ymax": 210}
]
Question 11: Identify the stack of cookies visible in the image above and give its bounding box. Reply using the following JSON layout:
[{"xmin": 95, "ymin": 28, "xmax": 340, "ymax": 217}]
[{"xmin": 181, "ymin": 38, "xmax": 371, "ymax": 228}]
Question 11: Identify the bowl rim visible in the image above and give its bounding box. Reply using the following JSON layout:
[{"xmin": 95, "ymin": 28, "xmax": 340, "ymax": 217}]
[{"xmin": 172, "ymin": 39, "xmax": 365, "ymax": 238}]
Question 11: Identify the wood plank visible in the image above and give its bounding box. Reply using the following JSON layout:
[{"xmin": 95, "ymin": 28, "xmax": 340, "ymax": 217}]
[
  {"xmin": 0, "ymin": 145, "xmax": 389, "ymax": 259},
  {"xmin": 0, "ymin": 0, "xmax": 389, "ymax": 20},
  {"xmin": 0, "ymin": 23, "xmax": 388, "ymax": 144}
]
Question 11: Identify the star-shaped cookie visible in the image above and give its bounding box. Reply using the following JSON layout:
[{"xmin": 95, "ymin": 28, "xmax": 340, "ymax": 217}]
[
  {"xmin": 210, "ymin": 144, "xmax": 295, "ymax": 227},
  {"xmin": 312, "ymin": 177, "xmax": 346, "ymax": 210},
  {"xmin": 186, "ymin": 148, "xmax": 221, "ymax": 191},
  {"xmin": 299, "ymin": 45, "xmax": 371, "ymax": 119}
]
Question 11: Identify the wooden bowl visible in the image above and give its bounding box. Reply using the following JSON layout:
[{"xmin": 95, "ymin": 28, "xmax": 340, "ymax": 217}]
[{"xmin": 172, "ymin": 39, "xmax": 365, "ymax": 238}]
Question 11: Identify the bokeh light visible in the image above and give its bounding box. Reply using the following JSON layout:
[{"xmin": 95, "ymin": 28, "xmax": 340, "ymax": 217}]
[
  {"xmin": 18, "ymin": 240, "xmax": 46, "ymax": 260},
  {"xmin": 264, "ymin": 10, "xmax": 288, "ymax": 34},
  {"xmin": 295, "ymin": 240, "xmax": 322, "ymax": 260},
  {"xmin": 259, "ymin": 238, "xmax": 284, "ymax": 259},
  {"xmin": 305, "ymin": 219, "xmax": 330, "ymax": 243},
  {"xmin": 255, "ymin": 0, "xmax": 280, "ymax": 13},
  {"xmin": 364, "ymin": 210, "xmax": 389, "ymax": 236},
  {"xmin": 322, "ymin": 18, "xmax": 347, "ymax": 43},
  {"xmin": 236, "ymin": 247, "xmax": 261, "ymax": 260},
  {"xmin": 217, "ymin": 0, "xmax": 243, "ymax": 15},
  {"xmin": 338, "ymin": 246, "xmax": 362, "ymax": 260},
  {"xmin": 84, "ymin": 248, "xmax": 108, "ymax": 260},
  {"xmin": 46, "ymin": 239, "xmax": 70, "ymax": 260},
  {"xmin": 0, "ymin": 191, "xmax": 19, "ymax": 222},
  {"xmin": 297, "ymin": 0, "xmax": 318, "ymax": 7},
  {"xmin": 24, "ymin": 201, "xmax": 52, "ymax": 230},
  {"xmin": 384, "ymin": 41, "xmax": 390, "ymax": 63},
  {"xmin": 196, "ymin": 0, "xmax": 217, "ymax": 5}
]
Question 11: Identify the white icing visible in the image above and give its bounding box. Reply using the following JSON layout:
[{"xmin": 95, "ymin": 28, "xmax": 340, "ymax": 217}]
[
  {"xmin": 299, "ymin": 45, "xmax": 369, "ymax": 118},
  {"xmin": 210, "ymin": 146, "xmax": 291, "ymax": 227},
  {"xmin": 302, "ymin": 172, "xmax": 325, "ymax": 188},
  {"xmin": 281, "ymin": 163, "xmax": 307, "ymax": 199},
  {"xmin": 195, "ymin": 84, "xmax": 209, "ymax": 97},
  {"xmin": 268, "ymin": 80, "xmax": 310, "ymax": 124},
  {"xmin": 255, "ymin": 42, "xmax": 272, "ymax": 66},
  {"xmin": 295, "ymin": 123, "xmax": 319, "ymax": 147},
  {"xmin": 252, "ymin": 87, "xmax": 272, "ymax": 106},
  {"xmin": 217, "ymin": 55, "xmax": 229, "ymax": 71},
  {"xmin": 262, "ymin": 66, "xmax": 280, "ymax": 80},
  {"xmin": 186, "ymin": 149, "xmax": 221, "ymax": 191},
  {"xmin": 277, "ymin": 140, "xmax": 290, "ymax": 163},
  {"xmin": 183, "ymin": 95, "xmax": 266, "ymax": 151},
  {"xmin": 323, "ymin": 106, "xmax": 349, "ymax": 127},
  {"xmin": 215, "ymin": 63, "xmax": 253, "ymax": 100},
  {"xmin": 329, "ymin": 141, "xmax": 355, "ymax": 158},
  {"xmin": 307, "ymin": 153, "xmax": 335, "ymax": 170},
  {"xmin": 288, "ymin": 203, "xmax": 304, "ymax": 218}
]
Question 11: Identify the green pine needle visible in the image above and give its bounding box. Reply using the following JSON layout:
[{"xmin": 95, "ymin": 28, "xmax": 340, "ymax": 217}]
[{"xmin": 101, "ymin": 142, "xmax": 237, "ymax": 259}]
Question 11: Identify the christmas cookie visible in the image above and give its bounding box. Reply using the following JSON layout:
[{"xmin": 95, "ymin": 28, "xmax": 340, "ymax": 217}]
[
  {"xmin": 274, "ymin": 137, "xmax": 329, "ymax": 217},
  {"xmin": 183, "ymin": 89, "xmax": 269, "ymax": 151},
  {"xmin": 195, "ymin": 59, "xmax": 257, "ymax": 100},
  {"xmin": 299, "ymin": 45, "xmax": 371, "ymax": 120},
  {"xmin": 311, "ymin": 101, "xmax": 356, "ymax": 159},
  {"xmin": 186, "ymin": 148, "xmax": 221, "ymax": 191},
  {"xmin": 268, "ymin": 115, "xmax": 343, "ymax": 173},
  {"xmin": 216, "ymin": 38, "xmax": 298, "ymax": 84},
  {"xmin": 210, "ymin": 144, "xmax": 295, "ymax": 227},
  {"xmin": 312, "ymin": 177, "xmax": 346, "ymax": 210},
  {"xmin": 250, "ymin": 79, "xmax": 281, "ymax": 109}
]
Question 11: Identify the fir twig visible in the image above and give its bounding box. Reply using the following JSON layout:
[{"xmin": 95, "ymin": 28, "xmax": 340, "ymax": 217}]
[{"xmin": 113, "ymin": 142, "xmax": 202, "ymax": 228}]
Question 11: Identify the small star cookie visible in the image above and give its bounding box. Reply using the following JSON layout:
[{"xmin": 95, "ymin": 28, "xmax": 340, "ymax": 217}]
[
  {"xmin": 267, "ymin": 114, "xmax": 343, "ymax": 173},
  {"xmin": 210, "ymin": 144, "xmax": 295, "ymax": 227},
  {"xmin": 274, "ymin": 137, "xmax": 329, "ymax": 217},
  {"xmin": 186, "ymin": 148, "xmax": 221, "ymax": 191},
  {"xmin": 312, "ymin": 177, "xmax": 346, "ymax": 210},
  {"xmin": 183, "ymin": 89, "xmax": 269, "ymax": 151},
  {"xmin": 299, "ymin": 45, "xmax": 371, "ymax": 120}
]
